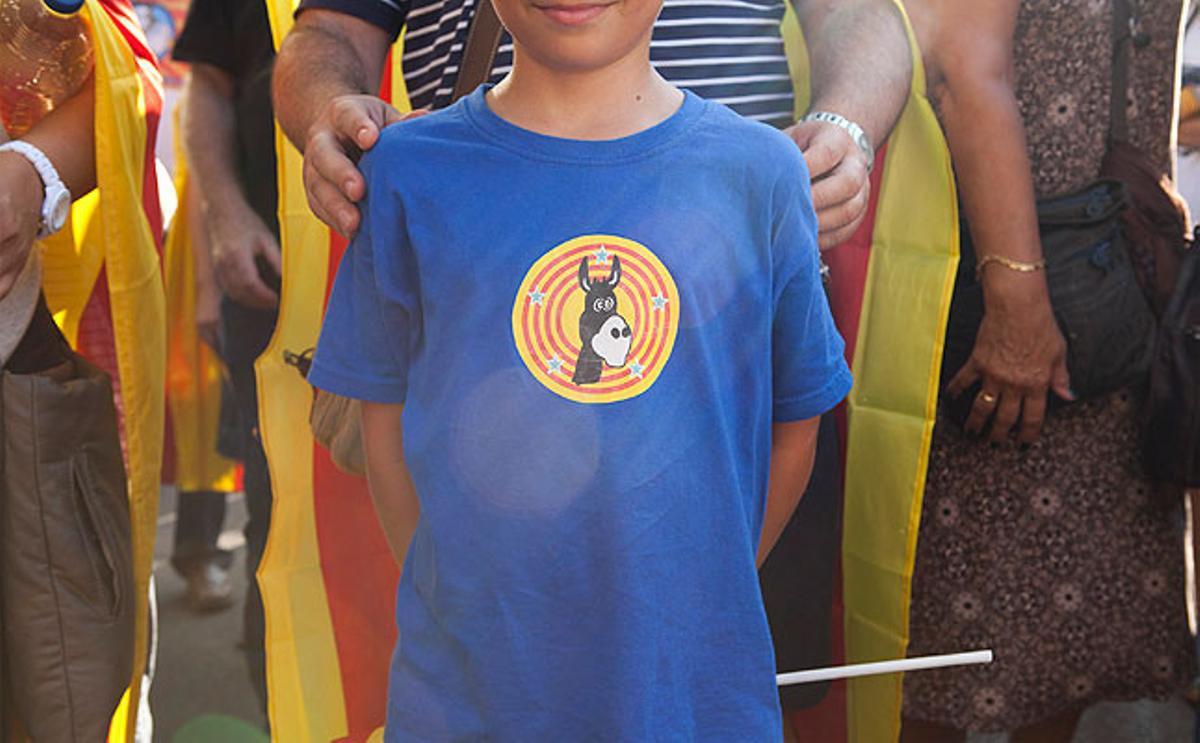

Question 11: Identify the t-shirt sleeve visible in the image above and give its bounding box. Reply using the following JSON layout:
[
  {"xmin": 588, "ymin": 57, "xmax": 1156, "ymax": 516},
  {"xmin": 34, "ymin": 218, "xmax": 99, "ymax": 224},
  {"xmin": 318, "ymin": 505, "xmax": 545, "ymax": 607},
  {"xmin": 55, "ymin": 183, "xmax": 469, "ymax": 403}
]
[
  {"xmin": 770, "ymin": 153, "xmax": 853, "ymax": 422},
  {"xmin": 308, "ymin": 150, "xmax": 419, "ymax": 404},
  {"xmin": 172, "ymin": 0, "xmax": 235, "ymax": 72},
  {"xmin": 296, "ymin": 0, "xmax": 408, "ymax": 40}
]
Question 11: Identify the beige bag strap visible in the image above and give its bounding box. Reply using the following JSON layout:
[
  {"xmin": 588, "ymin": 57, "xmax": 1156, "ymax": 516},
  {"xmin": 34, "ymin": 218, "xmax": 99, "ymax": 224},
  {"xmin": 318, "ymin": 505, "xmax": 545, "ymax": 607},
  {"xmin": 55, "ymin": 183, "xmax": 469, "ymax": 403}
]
[{"xmin": 451, "ymin": 0, "xmax": 504, "ymax": 102}]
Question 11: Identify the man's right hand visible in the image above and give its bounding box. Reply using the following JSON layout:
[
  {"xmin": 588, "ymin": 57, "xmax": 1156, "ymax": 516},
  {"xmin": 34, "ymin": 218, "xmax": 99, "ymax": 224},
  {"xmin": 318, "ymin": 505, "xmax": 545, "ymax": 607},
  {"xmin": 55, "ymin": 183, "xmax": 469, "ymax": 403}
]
[
  {"xmin": 303, "ymin": 94, "xmax": 424, "ymax": 238},
  {"xmin": 209, "ymin": 205, "xmax": 283, "ymax": 310}
]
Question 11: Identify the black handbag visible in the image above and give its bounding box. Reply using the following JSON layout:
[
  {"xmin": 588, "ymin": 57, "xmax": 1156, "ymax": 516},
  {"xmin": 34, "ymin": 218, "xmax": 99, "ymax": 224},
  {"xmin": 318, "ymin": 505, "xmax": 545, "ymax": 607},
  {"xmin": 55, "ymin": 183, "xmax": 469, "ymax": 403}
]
[
  {"xmin": 942, "ymin": 0, "xmax": 1161, "ymax": 420},
  {"xmin": 941, "ymin": 180, "xmax": 1155, "ymax": 417}
]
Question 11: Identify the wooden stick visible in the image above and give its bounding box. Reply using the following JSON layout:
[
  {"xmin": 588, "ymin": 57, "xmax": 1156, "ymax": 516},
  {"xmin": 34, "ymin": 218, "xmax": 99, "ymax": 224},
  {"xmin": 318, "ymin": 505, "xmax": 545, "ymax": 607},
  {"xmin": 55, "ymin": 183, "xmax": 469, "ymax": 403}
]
[{"xmin": 776, "ymin": 650, "xmax": 994, "ymax": 686}]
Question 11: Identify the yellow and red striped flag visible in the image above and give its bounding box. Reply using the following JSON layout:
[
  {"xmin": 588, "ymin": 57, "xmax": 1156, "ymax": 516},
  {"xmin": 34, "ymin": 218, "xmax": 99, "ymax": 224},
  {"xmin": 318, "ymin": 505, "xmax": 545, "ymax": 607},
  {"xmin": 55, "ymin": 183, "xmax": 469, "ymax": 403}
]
[
  {"xmin": 258, "ymin": 3, "xmax": 411, "ymax": 740},
  {"xmin": 783, "ymin": 4, "xmax": 959, "ymax": 742}
]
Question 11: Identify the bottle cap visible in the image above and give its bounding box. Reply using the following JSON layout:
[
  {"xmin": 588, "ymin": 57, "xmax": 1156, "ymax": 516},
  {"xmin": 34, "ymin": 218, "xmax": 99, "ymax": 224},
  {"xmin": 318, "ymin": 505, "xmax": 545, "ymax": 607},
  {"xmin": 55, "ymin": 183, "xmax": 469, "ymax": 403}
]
[{"xmin": 42, "ymin": 0, "xmax": 85, "ymax": 15}]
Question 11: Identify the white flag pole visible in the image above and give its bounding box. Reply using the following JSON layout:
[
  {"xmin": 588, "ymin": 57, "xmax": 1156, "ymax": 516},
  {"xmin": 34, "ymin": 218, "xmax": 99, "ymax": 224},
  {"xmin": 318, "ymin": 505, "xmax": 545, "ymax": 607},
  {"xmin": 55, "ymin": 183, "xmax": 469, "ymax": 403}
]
[{"xmin": 776, "ymin": 650, "xmax": 994, "ymax": 687}]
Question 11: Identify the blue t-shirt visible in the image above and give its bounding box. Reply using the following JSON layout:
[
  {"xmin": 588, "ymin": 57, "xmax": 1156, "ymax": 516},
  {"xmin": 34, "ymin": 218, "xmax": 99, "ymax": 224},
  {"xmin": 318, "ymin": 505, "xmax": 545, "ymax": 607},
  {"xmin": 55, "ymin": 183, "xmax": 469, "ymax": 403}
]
[{"xmin": 309, "ymin": 86, "xmax": 853, "ymax": 741}]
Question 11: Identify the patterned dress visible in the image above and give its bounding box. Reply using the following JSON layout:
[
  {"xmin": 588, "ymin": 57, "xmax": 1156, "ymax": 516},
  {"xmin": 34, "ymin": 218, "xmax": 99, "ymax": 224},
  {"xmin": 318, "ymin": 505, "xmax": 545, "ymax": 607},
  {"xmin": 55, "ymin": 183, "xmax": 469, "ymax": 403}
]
[{"xmin": 902, "ymin": 0, "xmax": 1194, "ymax": 732}]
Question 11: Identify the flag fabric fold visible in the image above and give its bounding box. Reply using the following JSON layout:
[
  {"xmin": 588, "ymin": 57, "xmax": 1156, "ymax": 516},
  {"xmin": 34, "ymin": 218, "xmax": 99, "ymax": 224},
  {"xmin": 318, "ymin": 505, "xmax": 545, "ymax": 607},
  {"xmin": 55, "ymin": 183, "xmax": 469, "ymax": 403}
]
[
  {"xmin": 164, "ymin": 135, "xmax": 238, "ymax": 495},
  {"xmin": 259, "ymin": 3, "xmax": 410, "ymax": 740},
  {"xmin": 782, "ymin": 3, "xmax": 959, "ymax": 741}
]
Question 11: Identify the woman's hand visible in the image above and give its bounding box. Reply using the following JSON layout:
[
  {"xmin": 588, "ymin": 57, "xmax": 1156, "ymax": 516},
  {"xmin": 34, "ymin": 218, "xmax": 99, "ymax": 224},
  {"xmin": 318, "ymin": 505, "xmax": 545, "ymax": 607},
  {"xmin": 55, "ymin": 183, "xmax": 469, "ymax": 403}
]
[{"xmin": 946, "ymin": 271, "xmax": 1073, "ymax": 444}]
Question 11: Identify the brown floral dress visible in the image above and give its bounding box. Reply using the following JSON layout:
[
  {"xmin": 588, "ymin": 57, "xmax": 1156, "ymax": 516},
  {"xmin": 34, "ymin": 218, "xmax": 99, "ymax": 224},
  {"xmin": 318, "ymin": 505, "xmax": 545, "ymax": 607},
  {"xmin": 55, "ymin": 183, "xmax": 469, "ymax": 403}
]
[{"xmin": 902, "ymin": 0, "xmax": 1194, "ymax": 732}]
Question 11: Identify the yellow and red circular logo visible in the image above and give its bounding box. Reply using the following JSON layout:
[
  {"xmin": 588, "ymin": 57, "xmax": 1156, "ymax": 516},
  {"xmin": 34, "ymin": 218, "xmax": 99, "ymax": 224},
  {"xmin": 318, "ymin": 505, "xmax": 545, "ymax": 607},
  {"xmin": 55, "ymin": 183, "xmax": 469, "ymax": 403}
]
[{"xmin": 512, "ymin": 234, "xmax": 680, "ymax": 404}]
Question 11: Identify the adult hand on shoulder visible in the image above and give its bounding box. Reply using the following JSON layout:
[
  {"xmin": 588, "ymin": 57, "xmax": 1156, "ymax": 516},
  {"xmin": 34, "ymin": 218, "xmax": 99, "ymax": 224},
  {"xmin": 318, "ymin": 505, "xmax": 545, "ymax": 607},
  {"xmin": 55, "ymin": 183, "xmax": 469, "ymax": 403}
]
[
  {"xmin": 208, "ymin": 204, "xmax": 282, "ymax": 310},
  {"xmin": 946, "ymin": 273, "xmax": 1073, "ymax": 445},
  {"xmin": 303, "ymin": 94, "xmax": 427, "ymax": 238},
  {"xmin": 0, "ymin": 151, "xmax": 44, "ymax": 301},
  {"xmin": 784, "ymin": 119, "xmax": 871, "ymax": 250}
]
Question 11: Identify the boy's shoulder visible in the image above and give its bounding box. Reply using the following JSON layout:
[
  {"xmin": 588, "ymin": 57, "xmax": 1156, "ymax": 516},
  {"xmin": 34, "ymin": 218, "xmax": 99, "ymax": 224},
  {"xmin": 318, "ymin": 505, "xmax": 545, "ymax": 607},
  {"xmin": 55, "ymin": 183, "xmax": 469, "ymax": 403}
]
[
  {"xmin": 693, "ymin": 100, "xmax": 810, "ymax": 186},
  {"xmin": 362, "ymin": 104, "xmax": 476, "ymax": 172}
]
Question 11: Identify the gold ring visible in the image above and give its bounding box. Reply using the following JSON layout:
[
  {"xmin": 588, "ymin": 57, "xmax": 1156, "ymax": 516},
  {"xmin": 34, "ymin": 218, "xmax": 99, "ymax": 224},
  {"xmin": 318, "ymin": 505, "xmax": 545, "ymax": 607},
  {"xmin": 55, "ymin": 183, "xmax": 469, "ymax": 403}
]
[{"xmin": 979, "ymin": 392, "xmax": 998, "ymax": 405}]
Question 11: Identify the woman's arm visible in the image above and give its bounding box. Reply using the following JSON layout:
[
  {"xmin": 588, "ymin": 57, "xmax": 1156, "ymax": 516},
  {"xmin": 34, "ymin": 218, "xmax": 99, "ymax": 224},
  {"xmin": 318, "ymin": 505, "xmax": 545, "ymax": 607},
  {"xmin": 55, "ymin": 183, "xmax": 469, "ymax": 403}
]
[
  {"xmin": 757, "ymin": 417, "xmax": 821, "ymax": 567},
  {"xmin": 360, "ymin": 401, "xmax": 421, "ymax": 567},
  {"xmin": 0, "ymin": 72, "xmax": 96, "ymax": 298},
  {"xmin": 923, "ymin": 0, "xmax": 1071, "ymax": 444}
]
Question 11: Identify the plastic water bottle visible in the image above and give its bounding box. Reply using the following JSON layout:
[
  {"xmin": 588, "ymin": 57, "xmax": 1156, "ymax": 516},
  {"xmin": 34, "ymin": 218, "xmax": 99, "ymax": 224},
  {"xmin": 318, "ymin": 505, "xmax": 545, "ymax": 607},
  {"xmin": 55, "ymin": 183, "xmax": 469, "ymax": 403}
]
[{"xmin": 0, "ymin": 0, "xmax": 93, "ymax": 137}]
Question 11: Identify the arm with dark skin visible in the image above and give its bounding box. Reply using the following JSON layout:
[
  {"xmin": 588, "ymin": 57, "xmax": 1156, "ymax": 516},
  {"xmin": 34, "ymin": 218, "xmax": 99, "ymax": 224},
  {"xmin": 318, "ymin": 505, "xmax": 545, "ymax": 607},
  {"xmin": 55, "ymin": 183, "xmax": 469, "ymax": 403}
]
[
  {"xmin": 788, "ymin": 0, "xmax": 911, "ymax": 248},
  {"xmin": 0, "ymin": 72, "xmax": 96, "ymax": 299},
  {"xmin": 184, "ymin": 63, "xmax": 282, "ymax": 309},
  {"xmin": 911, "ymin": 0, "xmax": 1071, "ymax": 443},
  {"xmin": 360, "ymin": 401, "xmax": 420, "ymax": 567},
  {"xmin": 756, "ymin": 417, "xmax": 821, "ymax": 566}
]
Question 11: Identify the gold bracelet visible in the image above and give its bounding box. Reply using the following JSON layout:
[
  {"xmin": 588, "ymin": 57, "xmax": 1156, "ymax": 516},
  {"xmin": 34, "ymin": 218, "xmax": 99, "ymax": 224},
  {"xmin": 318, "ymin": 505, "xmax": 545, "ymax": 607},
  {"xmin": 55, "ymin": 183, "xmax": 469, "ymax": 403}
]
[{"xmin": 975, "ymin": 254, "xmax": 1046, "ymax": 280}]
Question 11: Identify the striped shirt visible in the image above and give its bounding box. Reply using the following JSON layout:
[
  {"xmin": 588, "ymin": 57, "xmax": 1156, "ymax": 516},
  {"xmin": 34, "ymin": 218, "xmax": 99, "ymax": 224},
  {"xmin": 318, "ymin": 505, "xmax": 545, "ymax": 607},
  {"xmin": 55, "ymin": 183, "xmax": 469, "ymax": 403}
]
[{"xmin": 299, "ymin": 0, "xmax": 796, "ymax": 128}]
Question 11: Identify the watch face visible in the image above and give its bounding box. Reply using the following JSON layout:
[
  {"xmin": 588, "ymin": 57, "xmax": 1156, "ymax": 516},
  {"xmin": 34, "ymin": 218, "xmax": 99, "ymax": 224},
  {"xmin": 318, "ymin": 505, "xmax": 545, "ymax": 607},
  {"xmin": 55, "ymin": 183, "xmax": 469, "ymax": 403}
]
[{"xmin": 46, "ymin": 185, "xmax": 71, "ymax": 232}]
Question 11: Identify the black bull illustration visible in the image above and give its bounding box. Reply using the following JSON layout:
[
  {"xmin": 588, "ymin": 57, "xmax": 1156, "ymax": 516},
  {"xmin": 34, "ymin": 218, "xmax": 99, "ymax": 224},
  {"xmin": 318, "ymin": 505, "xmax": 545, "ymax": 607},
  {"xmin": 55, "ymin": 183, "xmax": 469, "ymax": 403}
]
[{"xmin": 572, "ymin": 256, "xmax": 632, "ymax": 385}]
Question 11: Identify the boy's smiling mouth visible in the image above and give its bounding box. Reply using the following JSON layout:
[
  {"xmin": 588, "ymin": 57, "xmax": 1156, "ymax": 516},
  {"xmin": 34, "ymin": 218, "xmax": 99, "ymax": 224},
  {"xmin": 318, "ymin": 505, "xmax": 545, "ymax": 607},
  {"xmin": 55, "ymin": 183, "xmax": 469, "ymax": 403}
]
[{"xmin": 533, "ymin": 2, "xmax": 615, "ymax": 26}]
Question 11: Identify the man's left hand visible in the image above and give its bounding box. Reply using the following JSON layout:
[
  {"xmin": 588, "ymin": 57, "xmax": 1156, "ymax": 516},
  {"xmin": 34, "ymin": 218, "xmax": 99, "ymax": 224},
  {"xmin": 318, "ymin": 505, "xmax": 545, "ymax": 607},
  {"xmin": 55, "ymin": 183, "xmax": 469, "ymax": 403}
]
[
  {"xmin": 784, "ymin": 119, "xmax": 872, "ymax": 250},
  {"xmin": 0, "ymin": 151, "xmax": 44, "ymax": 301}
]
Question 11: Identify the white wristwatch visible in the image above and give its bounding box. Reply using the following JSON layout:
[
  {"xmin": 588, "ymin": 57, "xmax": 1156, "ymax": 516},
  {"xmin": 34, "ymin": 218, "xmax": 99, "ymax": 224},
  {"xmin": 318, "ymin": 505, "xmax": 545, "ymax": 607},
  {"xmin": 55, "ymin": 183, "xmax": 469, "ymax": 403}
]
[
  {"xmin": 0, "ymin": 140, "xmax": 71, "ymax": 238},
  {"xmin": 801, "ymin": 111, "xmax": 875, "ymax": 172}
]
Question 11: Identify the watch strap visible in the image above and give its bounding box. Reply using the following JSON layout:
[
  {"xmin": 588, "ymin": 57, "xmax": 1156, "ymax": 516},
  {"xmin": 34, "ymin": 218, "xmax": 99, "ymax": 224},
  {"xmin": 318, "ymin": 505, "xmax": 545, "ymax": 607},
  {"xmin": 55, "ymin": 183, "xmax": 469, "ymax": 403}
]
[
  {"xmin": 801, "ymin": 111, "xmax": 875, "ymax": 172},
  {"xmin": 0, "ymin": 140, "xmax": 69, "ymax": 237}
]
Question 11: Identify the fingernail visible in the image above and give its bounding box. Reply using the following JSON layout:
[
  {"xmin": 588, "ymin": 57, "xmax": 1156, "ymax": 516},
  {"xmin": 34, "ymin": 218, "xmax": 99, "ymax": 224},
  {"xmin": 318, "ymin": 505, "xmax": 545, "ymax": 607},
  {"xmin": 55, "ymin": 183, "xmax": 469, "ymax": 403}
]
[
  {"xmin": 357, "ymin": 126, "xmax": 371, "ymax": 140},
  {"xmin": 344, "ymin": 180, "xmax": 356, "ymax": 193}
]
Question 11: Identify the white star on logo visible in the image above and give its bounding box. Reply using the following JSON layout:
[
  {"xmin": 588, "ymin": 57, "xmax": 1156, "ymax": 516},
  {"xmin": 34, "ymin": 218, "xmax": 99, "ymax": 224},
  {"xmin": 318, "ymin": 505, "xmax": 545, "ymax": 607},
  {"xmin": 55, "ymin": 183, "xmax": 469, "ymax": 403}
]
[
  {"xmin": 594, "ymin": 245, "xmax": 610, "ymax": 264},
  {"xmin": 528, "ymin": 288, "xmax": 546, "ymax": 305},
  {"xmin": 629, "ymin": 361, "xmax": 645, "ymax": 379},
  {"xmin": 546, "ymin": 356, "xmax": 563, "ymax": 374},
  {"xmin": 651, "ymin": 294, "xmax": 669, "ymax": 311}
]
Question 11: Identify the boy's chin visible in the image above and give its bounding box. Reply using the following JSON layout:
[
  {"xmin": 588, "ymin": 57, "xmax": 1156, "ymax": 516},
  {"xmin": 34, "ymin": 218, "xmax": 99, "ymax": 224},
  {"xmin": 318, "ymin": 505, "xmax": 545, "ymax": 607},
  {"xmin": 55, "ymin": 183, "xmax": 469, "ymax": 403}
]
[{"xmin": 522, "ymin": 37, "xmax": 648, "ymax": 73}]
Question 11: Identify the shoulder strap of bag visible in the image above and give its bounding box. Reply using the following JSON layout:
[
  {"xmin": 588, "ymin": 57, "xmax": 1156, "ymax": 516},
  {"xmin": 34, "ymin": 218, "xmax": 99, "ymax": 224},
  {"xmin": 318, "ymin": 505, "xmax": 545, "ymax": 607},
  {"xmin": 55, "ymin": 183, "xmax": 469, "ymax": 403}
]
[
  {"xmin": 451, "ymin": 0, "xmax": 505, "ymax": 102},
  {"xmin": 1109, "ymin": 0, "xmax": 1133, "ymax": 144}
]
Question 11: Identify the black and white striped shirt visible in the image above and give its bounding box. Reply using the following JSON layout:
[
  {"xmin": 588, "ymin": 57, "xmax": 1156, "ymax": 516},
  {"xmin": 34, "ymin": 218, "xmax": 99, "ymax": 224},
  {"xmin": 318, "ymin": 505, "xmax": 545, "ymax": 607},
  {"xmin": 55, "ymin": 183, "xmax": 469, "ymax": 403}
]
[{"xmin": 299, "ymin": 0, "xmax": 796, "ymax": 128}]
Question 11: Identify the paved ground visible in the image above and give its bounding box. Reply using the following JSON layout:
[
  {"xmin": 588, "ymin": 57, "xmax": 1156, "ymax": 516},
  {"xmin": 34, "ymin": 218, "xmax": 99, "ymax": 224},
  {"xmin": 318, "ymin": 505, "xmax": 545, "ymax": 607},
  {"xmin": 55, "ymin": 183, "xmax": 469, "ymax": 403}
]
[
  {"xmin": 147, "ymin": 486, "xmax": 1196, "ymax": 742},
  {"xmin": 149, "ymin": 487, "xmax": 267, "ymax": 742}
]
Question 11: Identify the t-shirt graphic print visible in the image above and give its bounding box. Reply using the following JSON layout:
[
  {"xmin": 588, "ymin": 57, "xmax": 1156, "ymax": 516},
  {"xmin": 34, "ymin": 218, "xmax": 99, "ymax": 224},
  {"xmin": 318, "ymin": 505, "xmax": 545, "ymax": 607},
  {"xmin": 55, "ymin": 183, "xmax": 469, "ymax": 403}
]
[{"xmin": 512, "ymin": 234, "xmax": 680, "ymax": 403}]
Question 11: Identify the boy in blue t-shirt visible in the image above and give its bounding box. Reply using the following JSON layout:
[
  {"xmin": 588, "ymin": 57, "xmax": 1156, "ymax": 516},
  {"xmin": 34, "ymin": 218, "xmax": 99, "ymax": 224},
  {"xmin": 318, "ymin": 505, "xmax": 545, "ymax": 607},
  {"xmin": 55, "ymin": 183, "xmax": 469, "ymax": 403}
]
[{"xmin": 308, "ymin": 0, "xmax": 853, "ymax": 737}]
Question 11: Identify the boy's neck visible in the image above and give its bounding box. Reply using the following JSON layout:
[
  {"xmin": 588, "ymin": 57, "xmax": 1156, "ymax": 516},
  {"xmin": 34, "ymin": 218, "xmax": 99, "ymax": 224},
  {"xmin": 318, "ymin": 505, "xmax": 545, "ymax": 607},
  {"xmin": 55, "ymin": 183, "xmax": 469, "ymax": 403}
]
[{"xmin": 486, "ymin": 48, "xmax": 683, "ymax": 140}]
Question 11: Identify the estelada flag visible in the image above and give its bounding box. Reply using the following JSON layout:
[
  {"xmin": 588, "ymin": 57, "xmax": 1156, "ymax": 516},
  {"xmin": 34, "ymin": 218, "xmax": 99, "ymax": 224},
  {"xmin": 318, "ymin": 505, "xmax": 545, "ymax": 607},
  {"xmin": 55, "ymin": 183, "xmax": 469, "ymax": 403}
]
[
  {"xmin": 36, "ymin": 0, "xmax": 166, "ymax": 738},
  {"xmin": 257, "ymin": 1, "xmax": 957, "ymax": 741},
  {"xmin": 258, "ymin": 3, "xmax": 410, "ymax": 740},
  {"xmin": 782, "ymin": 4, "xmax": 959, "ymax": 742}
]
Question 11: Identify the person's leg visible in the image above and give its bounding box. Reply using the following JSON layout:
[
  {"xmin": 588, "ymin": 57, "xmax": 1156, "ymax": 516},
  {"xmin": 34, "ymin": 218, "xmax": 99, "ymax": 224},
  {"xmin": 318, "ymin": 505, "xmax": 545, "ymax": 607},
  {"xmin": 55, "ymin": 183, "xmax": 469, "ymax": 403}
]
[
  {"xmin": 171, "ymin": 490, "xmax": 233, "ymax": 611},
  {"xmin": 240, "ymin": 442, "xmax": 272, "ymax": 715},
  {"xmin": 899, "ymin": 717, "xmax": 967, "ymax": 743},
  {"xmin": 220, "ymin": 297, "xmax": 277, "ymax": 717}
]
